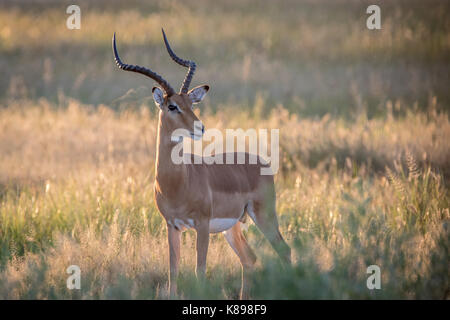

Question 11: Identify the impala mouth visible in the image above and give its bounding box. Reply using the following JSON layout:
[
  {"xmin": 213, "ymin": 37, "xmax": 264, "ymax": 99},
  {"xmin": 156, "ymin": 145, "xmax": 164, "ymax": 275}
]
[
  {"xmin": 171, "ymin": 131, "xmax": 203, "ymax": 143},
  {"xmin": 191, "ymin": 122, "xmax": 205, "ymax": 140},
  {"xmin": 190, "ymin": 132, "xmax": 203, "ymax": 140}
]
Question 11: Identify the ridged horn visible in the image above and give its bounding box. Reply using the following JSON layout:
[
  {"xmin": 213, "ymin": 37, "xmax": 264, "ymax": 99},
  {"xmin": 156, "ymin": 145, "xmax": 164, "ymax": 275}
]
[
  {"xmin": 112, "ymin": 32, "xmax": 175, "ymax": 96},
  {"xmin": 161, "ymin": 28, "xmax": 196, "ymax": 94}
]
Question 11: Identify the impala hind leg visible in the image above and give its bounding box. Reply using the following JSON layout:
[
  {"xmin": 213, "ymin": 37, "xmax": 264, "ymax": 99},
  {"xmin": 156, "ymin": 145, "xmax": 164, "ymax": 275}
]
[
  {"xmin": 167, "ymin": 224, "xmax": 181, "ymax": 298},
  {"xmin": 248, "ymin": 200, "xmax": 291, "ymax": 264},
  {"xmin": 224, "ymin": 222, "xmax": 257, "ymax": 300}
]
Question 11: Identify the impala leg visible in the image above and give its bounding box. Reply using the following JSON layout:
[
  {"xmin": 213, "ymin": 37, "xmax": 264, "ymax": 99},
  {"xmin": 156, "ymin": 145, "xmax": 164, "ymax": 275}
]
[
  {"xmin": 249, "ymin": 200, "xmax": 291, "ymax": 264},
  {"xmin": 224, "ymin": 222, "xmax": 257, "ymax": 300},
  {"xmin": 195, "ymin": 220, "xmax": 210, "ymax": 278},
  {"xmin": 167, "ymin": 224, "xmax": 181, "ymax": 298}
]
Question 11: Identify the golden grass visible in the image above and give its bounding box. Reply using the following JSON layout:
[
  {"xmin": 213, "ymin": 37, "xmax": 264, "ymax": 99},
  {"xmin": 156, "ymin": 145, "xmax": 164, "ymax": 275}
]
[{"xmin": 0, "ymin": 99, "xmax": 448, "ymax": 299}]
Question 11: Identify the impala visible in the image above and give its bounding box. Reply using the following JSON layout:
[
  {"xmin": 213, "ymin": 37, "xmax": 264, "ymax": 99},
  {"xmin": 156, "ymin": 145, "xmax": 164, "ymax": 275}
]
[{"xmin": 112, "ymin": 29, "xmax": 291, "ymax": 299}]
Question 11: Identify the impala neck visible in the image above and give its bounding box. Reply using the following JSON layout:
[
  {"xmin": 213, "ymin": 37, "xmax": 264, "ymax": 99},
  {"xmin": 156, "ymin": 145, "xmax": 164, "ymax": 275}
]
[{"xmin": 155, "ymin": 111, "xmax": 187, "ymax": 192}]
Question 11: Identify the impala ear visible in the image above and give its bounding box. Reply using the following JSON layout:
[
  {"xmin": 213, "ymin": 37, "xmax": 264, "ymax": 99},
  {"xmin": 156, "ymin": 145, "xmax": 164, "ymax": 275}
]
[
  {"xmin": 188, "ymin": 85, "xmax": 209, "ymax": 104},
  {"xmin": 152, "ymin": 87, "xmax": 164, "ymax": 107}
]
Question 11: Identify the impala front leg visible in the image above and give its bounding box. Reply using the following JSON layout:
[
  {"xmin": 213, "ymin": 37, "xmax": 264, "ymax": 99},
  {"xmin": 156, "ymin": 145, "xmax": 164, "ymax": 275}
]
[
  {"xmin": 167, "ymin": 223, "xmax": 181, "ymax": 297},
  {"xmin": 195, "ymin": 220, "xmax": 210, "ymax": 278}
]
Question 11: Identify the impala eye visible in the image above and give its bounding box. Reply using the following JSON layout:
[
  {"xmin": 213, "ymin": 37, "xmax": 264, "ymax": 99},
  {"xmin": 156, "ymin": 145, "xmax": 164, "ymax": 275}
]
[{"xmin": 168, "ymin": 104, "xmax": 178, "ymax": 112}]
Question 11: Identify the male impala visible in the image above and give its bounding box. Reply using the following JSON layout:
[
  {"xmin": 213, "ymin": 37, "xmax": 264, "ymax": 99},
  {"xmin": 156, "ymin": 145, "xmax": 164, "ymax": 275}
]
[{"xmin": 112, "ymin": 29, "xmax": 290, "ymax": 299}]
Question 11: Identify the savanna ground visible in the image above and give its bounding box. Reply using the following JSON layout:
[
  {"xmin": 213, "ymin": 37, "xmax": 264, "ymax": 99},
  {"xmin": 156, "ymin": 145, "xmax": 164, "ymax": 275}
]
[{"xmin": 0, "ymin": 0, "xmax": 449, "ymax": 299}]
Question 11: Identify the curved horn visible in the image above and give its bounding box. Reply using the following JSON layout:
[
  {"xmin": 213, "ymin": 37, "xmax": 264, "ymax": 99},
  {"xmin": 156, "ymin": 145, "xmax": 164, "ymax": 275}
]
[
  {"xmin": 112, "ymin": 33, "xmax": 175, "ymax": 96},
  {"xmin": 161, "ymin": 28, "xmax": 196, "ymax": 94}
]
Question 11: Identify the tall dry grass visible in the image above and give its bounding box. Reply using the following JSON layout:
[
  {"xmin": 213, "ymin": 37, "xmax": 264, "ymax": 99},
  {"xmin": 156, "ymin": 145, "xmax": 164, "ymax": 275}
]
[{"xmin": 0, "ymin": 99, "xmax": 448, "ymax": 299}]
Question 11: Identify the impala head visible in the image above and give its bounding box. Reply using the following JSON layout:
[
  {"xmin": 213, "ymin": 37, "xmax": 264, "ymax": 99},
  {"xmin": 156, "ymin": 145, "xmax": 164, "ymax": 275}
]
[{"xmin": 112, "ymin": 29, "xmax": 209, "ymax": 141}]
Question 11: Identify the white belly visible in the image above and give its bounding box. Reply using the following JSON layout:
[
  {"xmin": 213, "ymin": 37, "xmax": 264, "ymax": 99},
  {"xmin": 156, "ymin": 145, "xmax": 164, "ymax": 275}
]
[{"xmin": 209, "ymin": 218, "xmax": 238, "ymax": 233}]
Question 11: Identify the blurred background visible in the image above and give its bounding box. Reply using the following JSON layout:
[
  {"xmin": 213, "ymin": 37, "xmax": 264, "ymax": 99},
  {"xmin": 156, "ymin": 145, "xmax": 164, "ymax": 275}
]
[
  {"xmin": 1, "ymin": 0, "xmax": 449, "ymax": 117},
  {"xmin": 0, "ymin": 0, "xmax": 448, "ymax": 299}
]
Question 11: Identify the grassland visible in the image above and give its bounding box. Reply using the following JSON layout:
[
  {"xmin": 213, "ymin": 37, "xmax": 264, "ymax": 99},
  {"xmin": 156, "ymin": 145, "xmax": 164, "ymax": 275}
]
[{"xmin": 0, "ymin": 0, "xmax": 449, "ymax": 299}]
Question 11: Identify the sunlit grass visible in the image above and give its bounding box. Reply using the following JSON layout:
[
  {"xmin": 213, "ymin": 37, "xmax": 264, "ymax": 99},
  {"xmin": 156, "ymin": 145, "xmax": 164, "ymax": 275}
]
[{"xmin": 0, "ymin": 99, "xmax": 448, "ymax": 299}]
